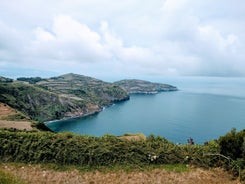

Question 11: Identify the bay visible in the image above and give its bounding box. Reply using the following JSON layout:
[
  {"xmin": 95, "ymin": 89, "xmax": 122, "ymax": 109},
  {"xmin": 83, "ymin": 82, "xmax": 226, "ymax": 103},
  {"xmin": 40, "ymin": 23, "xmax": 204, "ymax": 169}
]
[{"xmin": 46, "ymin": 77, "xmax": 245, "ymax": 144}]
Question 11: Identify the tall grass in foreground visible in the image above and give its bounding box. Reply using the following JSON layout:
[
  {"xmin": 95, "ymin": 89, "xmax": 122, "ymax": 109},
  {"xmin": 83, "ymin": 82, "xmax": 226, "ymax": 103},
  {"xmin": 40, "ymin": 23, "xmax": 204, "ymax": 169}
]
[{"xmin": 0, "ymin": 168, "xmax": 26, "ymax": 184}]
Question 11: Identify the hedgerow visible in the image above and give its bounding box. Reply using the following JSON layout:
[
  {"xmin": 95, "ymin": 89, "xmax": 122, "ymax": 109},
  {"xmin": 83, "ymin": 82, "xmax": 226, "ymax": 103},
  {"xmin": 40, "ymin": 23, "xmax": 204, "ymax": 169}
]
[
  {"xmin": 0, "ymin": 128, "xmax": 244, "ymax": 180},
  {"xmin": 0, "ymin": 130, "xmax": 219, "ymax": 166}
]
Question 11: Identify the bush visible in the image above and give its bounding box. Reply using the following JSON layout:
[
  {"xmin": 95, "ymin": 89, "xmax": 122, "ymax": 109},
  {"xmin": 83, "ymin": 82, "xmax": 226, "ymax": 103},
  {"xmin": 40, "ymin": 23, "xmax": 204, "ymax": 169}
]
[
  {"xmin": 218, "ymin": 128, "xmax": 245, "ymax": 180},
  {"xmin": 218, "ymin": 128, "xmax": 245, "ymax": 160},
  {"xmin": 0, "ymin": 130, "xmax": 221, "ymax": 167}
]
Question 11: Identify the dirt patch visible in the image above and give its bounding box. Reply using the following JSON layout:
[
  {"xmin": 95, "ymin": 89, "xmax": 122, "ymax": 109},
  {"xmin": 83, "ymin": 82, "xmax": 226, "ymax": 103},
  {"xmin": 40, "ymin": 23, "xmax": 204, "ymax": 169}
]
[
  {"xmin": 120, "ymin": 135, "xmax": 144, "ymax": 141},
  {"xmin": 119, "ymin": 133, "xmax": 146, "ymax": 141},
  {"xmin": 0, "ymin": 102, "xmax": 33, "ymax": 130},
  {"xmin": 0, "ymin": 103, "xmax": 17, "ymax": 118},
  {"xmin": 1, "ymin": 164, "xmax": 241, "ymax": 184},
  {"xmin": 0, "ymin": 120, "xmax": 33, "ymax": 130}
]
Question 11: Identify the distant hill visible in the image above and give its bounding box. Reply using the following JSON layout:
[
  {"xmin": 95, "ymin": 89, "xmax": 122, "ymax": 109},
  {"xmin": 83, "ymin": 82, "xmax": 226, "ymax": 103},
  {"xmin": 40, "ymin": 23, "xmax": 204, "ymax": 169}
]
[
  {"xmin": 0, "ymin": 73, "xmax": 129, "ymax": 122},
  {"xmin": 0, "ymin": 76, "xmax": 13, "ymax": 83},
  {"xmin": 37, "ymin": 73, "xmax": 129, "ymax": 106},
  {"xmin": 0, "ymin": 74, "xmax": 178, "ymax": 123},
  {"xmin": 114, "ymin": 79, "xmax": 178, "ymax": 94}
]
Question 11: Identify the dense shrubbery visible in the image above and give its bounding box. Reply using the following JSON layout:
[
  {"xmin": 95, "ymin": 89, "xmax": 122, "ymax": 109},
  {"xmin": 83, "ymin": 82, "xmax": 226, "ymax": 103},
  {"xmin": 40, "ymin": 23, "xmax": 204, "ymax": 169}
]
[
  {"xmin": 0, "ymin": 77, "xmax": 13, "ymax": 83},
  {"xmin": 218, "ymin": 128, "xmax": 245, "ymax": 179},
  {"xmin": 17, "ymin": 77, "xmax": 44, "ymax": 84},
  {"xmin": 0, "ymin": 129, "xmax": 219, "ymax": 167},
  {"xmin": 219, "ymin": 128, "xmax": 245, "ymax": 160},
  {"xmin": 0, "ymin": 129, "xmax": 244, "ymax": 180}
]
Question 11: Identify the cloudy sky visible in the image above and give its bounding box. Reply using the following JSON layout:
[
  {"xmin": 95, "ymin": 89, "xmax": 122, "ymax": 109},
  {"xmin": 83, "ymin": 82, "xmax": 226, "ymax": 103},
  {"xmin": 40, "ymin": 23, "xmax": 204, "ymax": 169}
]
[{"xmin": 0, "ymin": 0, "xmax": 245, "ymax": 79}]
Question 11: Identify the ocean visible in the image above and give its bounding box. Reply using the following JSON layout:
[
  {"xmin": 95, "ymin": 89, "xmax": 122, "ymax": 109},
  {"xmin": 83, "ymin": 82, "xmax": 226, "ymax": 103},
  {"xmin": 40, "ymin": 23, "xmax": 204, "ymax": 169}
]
[{"xmin": 46, "ymin": 77, "xmax": 245, "ymax": 144}]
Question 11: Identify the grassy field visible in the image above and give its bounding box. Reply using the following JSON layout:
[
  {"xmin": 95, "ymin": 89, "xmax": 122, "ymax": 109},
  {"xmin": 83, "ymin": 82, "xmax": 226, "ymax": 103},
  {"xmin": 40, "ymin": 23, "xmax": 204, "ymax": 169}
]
[
  {"xmin": 0, "ymin": 163, "xmax": 242, "ymax": 184},
  {"xmin": 0, "ymin": 103, "xmax": 33, "ymax": 131}
]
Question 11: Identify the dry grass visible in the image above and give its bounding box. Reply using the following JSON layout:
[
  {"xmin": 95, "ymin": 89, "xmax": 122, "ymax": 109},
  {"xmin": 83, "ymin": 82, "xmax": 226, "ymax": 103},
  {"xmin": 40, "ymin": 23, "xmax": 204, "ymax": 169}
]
[
  {"xmin": 119, "ymin": 133, "xmax": 147, "ymax": 141},
  {"xmin": 0, "ymin": 120, "xmax": 33, "ymax": 130},
  {"xmin": 1, "ymin": 163, "xmax": 242, "ymax": 184},
  {"xmin": 0, "ymin": 102, "xmax": 33, "ymax": 130},
  {"xmin": 0, "ymin": 103, "xmax": 17, "ymax": 118}
]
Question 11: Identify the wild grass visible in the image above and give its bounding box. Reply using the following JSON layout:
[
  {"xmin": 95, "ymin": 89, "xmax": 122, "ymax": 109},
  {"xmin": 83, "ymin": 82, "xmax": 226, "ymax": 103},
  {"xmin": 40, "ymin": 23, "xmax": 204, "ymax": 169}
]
[
  {"xmin": 0, "ymin": 129, "xmax": 244, "ymax": 181},
  {"xmin": 0, "ymin": 163, "xmax": 241, "ymax": 184},
  {"xmin": 0, "ymin": 167, "xmax": 26, "ymax": 184},
  {"xmin": 0, "ymin": 113, "xmax": 30, "ymax": 121}
]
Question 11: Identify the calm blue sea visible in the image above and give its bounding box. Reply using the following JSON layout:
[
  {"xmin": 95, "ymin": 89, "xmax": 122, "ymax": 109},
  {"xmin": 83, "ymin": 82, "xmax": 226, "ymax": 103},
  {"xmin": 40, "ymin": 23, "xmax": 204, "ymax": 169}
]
[{"xmin": 46, "ymin": 77, "xmax": 245, "ymax": 144}]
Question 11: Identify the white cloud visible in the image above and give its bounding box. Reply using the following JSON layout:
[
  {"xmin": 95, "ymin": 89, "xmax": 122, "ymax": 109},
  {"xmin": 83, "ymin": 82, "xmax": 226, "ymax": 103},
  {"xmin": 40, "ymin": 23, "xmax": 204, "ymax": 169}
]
[
  {"xmin": 53, "ymin": 15, "xmax": 100, "ymax": 43},
  {"xmin": 100, "ymin": 21, "xmax": 154, "ymax": 64},
  {"xmin": 198, "ymin": 25, "xmax": 238, "ymax": 52},
  {"xmin": 34, "ymin": 27, "xmax": 55, "ymax": 42},
  {"xmin": 0, "ymin": 0, "xmax": 245, "ymax": 77},
  {"xmin": 31, "ymin": 15, "xmax": 111, "ymax": 62},
  {"xmin": 161, "ymin": 0, "xmax": 189, "ymax": 14}
]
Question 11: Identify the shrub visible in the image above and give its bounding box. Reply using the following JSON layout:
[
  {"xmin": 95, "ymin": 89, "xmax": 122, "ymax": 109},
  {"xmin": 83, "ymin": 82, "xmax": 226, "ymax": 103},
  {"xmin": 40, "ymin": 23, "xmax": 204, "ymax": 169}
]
[{"xmin": 218, "ymin": 128, "xmax": 245, "ymax": 160}]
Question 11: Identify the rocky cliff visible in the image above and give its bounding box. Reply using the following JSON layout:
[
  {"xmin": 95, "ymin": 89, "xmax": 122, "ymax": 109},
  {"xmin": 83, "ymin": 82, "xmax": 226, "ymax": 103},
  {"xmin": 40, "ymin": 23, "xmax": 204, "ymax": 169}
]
[{"xmin": 0, "ymin": 74, "xmax": 129, "ymax": 122}]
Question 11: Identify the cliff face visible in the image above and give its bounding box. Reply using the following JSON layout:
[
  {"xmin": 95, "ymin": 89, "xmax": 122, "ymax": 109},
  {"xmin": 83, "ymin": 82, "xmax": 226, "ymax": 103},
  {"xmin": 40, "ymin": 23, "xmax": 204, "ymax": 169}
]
[
  {"xmin": 0, "ymin": 74, "xmax": 178, "ymax": 123},
  {"xmin": 0, "ymin": 74, "xmax": 129, "ymax": 122},
  {"xmin": 114, "ymin": 79, "xmax": 178, "ymax": 94}
]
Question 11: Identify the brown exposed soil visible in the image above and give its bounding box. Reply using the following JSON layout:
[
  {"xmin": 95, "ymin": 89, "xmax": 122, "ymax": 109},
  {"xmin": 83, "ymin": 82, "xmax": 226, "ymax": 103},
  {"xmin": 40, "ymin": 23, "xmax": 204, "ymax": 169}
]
[
  {"xmin": 119, "ymin": 134, "xmax": 146, "ymax": 141},
  {"xmin": 120, "ymin": 135, "xmax": 143, "ymax": 141},
  {"xmin": 0, "ymin": 102, "xmax": 17, "ymax": 118},
  {"xmin": 0, "ymin": 120, "xmax": 33, "ymax": 130},
  {"xmin": 1, "ymin": 164, "xmax": 242, "ymax": 184},
  {"xmin": 0, "ymin": 102, "xmax": 33, "ymax": 130}
]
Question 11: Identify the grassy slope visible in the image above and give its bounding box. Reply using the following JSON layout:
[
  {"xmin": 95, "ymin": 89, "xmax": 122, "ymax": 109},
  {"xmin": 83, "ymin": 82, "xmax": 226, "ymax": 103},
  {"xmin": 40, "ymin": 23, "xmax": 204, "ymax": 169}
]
[
  {"xmin": 37, "ymin": 73, "xmax": 129, "ymax": 106},
  {"xmin": 0, "ymin": 81, "xmax": 76, "ymax": 122},
  {"xmin": 0, "ymin": 102, "xmax": 30, "ymax": 121},
  {"xmin": 114, "ymin": 79, "xmax": 178, "ymax": 94},
  {"xmin": 0, "ymin": 74, "xmax": 129, "ymax": 123},
  {"xmin": 0, "ymin": 102, "xmax": 33, "ymax": 131}
]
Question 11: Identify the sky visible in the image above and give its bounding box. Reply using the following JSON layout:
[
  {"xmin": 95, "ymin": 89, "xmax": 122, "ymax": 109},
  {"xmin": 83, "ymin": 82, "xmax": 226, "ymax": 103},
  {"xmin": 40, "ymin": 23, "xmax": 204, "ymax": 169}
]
[{"xmin": 0, "ymin": 0, "xmax": 245, "ymax": 80}]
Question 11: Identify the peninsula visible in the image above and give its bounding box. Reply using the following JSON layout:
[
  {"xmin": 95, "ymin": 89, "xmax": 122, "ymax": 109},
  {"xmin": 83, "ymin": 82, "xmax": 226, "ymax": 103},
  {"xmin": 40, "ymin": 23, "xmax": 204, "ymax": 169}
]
[
  {"xmin": 0, "ymin": 73, "xmax": 177, "ymax": 126},
  {"xmin": 114, "ymin": 79, "xmax": 177, "ymax": 94}
]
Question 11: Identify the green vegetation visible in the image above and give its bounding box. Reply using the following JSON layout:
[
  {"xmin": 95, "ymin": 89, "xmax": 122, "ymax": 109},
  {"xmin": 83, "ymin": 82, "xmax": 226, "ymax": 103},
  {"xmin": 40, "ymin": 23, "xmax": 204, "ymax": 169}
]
[
  {"xmin": 0, "ymin": 113, "xmax": 30, "ymax": 122},
  {"xmin": 218, "ymin": 128, "xmax": 245, "ymax": 179},
  {"xmin": 37, "ymin": 73, "xmax": 129, "ymax": 106},
  {"xmin": 0, "ymin": 74, "xmax": 244, "ymax": 181},
  {"xmin": 0, "ymin": 82, "xmax": 73, "ymax": 122},
  {"xmin": 0, "ymin": 130, "xmax": 216, "ymax": 166},
  {"xmin": 0, "ymin": 128, "xmax": 244, "ymax": 180},
  {"xmin": 0, "ymin": 77, "xmax": 13, "ymax": 83},
  {"xmin": 0, "ymin": 73, "xmax": 129, "ymax": 123},
  {"xmin": 0, "ymin": 168, "xmax": 26, "ymax": 184},
  {"xmin": 16, "ymin": 77, "xmax": 44, "ymax": 84},
  {"xmin": 219, "ymin": 128, "xmax": 245, "ymax": 160},
  {"xmin": 114, "ymin": 79, "xmax": 178, "ymax": 94}
]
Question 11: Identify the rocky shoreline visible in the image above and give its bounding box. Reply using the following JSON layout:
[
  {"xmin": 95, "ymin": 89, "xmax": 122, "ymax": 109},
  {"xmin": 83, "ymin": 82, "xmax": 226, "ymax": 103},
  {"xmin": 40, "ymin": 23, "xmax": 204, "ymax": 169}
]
[{"xmin": 44, "ymin": 96, "xmax": 130, "ymax": 127}]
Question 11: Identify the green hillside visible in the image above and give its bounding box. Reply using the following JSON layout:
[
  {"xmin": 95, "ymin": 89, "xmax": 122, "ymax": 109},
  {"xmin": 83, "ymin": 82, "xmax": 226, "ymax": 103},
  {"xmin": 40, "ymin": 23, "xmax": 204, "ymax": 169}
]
[
  {"xmin": 37, "ymin": 73, "xmax": 129, "ymax": 106},
  {"xmin": 0, "ymin": 81, "xmax": 82, "ymax": 122},
  {"xmin": 114, "ymin": 79, "xmax": 178, "ymax": 94},
  {"xmin": 0, "ymin": 74, "xmax": 129, "ymax": 122}
]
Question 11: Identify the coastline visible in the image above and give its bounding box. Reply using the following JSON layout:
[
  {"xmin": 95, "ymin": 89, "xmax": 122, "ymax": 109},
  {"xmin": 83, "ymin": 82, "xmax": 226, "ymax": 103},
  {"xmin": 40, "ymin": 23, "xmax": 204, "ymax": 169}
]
[
  {"xmin": 44, "ymin": 96, "xmax": 130, "ymax": 126},
  {"xmin": 44, "ymin": 109, "xmax": 102, "ymax": 125},
  {"xmin": 44, "ymin": 90, "xmax": 176, "ymax": 127}
]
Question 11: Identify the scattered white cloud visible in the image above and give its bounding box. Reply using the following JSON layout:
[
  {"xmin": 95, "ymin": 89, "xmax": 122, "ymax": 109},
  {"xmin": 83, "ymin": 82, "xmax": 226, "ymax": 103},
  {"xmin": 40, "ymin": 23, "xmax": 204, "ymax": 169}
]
[
  {"xmin": 198, "ymin": 25, "xmax": 238, "ymax": 52},
  {"xmin": 0, "ymin": 0, "xmax": 245, "ymax": 78}
]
